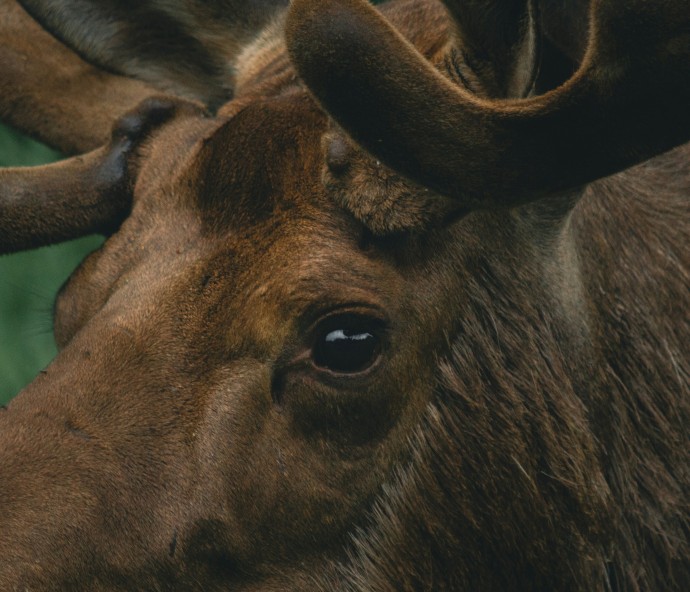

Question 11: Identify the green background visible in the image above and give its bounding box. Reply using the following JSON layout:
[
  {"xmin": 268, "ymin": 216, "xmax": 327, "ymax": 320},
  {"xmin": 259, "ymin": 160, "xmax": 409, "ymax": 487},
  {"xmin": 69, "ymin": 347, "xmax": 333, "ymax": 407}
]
[{"xmin": 0, "ymin": 124, "xmax": 101, "ymax": 404}]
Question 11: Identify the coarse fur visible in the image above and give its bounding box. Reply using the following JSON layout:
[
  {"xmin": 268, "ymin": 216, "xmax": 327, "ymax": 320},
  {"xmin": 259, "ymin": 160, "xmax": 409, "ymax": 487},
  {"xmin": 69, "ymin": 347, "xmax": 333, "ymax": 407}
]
[{"xmin": 0, "ymin": 0, "xmax": 688, "ymax": 590}]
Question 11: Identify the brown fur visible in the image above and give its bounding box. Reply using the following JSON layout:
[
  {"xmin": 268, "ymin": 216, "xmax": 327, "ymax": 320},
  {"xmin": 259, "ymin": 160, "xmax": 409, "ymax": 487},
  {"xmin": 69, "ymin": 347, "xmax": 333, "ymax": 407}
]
[{"xmin": 0, "ymin": 0, "xmax": 688, "ymax": 590}]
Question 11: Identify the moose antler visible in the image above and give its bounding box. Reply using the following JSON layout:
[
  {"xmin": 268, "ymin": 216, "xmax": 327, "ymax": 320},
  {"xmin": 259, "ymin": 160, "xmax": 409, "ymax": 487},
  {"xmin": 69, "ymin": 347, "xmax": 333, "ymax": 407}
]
[
  {"xmin": 0, "ymin": 0, "xmax": 294, "ymax": 254},
  {"xmin": 443, "ymin": 0, "xmax": 541, "ymax": 98},
  {"xmin": 0, "ymin": 0, "xmax": 160, "ymax": 154},
  {"xmin": 0, "ymin": 97, "xmax": 201, "ymax": 254},
  {"xmin": 286, "ymin": 0, "xmax": 690, "ymax": 208},
  {"xmin": 17, "ymin": 0, "xmax": 290, "ymax": 108},
  {"xmin": 0, "ymin": 149, "xmax": 129, "ymax": 254}
]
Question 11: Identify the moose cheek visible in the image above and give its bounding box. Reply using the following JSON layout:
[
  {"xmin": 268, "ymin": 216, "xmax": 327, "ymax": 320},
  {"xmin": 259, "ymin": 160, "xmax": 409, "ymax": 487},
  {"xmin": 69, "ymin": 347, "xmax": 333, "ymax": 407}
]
[{"xmin": 53, "ymin": 275, "xmax": 100, "ymax": 348}]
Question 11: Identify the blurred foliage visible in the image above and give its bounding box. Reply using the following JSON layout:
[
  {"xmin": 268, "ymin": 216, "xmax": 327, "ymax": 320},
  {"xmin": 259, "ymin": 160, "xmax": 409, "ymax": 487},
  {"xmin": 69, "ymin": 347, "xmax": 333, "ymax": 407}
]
[{"xmin": 0, "ymin": 123, "xmax": 102, "ymax": 404}]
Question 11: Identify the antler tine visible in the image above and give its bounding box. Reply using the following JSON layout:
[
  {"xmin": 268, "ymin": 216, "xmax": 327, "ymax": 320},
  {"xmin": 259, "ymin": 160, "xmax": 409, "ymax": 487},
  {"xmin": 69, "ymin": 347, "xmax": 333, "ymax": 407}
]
[
  {"xmin": 0, "ymin": 97, "xmax": 196, "ymax": 254},
  {"xmin": 0, "ymin": 149, "xmax": 129, "ymax": 254},
  {"xmin": 286, "ymin": 0, "xmax": 690, "ymax": 208}
]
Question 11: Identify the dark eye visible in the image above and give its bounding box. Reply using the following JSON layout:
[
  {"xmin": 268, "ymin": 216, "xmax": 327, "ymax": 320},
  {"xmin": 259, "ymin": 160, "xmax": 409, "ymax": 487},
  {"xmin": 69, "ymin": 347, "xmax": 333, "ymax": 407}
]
[{"xmin": 312, "ymin": 316, "xmax": 383, "ymax": 374}]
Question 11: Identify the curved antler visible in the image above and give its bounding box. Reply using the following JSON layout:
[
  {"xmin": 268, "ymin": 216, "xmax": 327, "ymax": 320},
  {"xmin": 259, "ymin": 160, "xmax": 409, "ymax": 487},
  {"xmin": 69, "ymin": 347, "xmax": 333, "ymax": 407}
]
[
  {"xmin": 0, "ymin": 149, "xmax": 129, "ymax": 254},
  {"xmin": 17, "ymin": 0, "xmax": 290, "ymax": 111},
  {"xmin": 0, "ymin": 0, "xmax": 160, "ymax": 154},
  {"xmin": 0, "ymin": 97, "xmax": 198, "ymax": 254},
  {"xmin": 286, "ymin": 0, "xmax": 690, "ymax": 208},
  {"xmin": 443, "ymin": 0, "xmax": 540, "ymax": 99}
]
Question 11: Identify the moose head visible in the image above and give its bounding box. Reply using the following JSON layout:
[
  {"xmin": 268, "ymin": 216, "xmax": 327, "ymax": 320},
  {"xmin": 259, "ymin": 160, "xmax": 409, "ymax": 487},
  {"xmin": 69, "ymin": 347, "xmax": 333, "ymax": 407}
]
[{"xmin": 0, "ymin": 0, "xmax": 688, "ymax": 589}]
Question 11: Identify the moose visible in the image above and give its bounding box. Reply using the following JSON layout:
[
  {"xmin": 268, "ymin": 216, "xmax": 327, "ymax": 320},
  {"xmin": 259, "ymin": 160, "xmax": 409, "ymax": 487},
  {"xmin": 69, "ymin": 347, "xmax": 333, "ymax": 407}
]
[{"xmin": 0, "ymin": 0, "xmax": 688, "ymax": 589}]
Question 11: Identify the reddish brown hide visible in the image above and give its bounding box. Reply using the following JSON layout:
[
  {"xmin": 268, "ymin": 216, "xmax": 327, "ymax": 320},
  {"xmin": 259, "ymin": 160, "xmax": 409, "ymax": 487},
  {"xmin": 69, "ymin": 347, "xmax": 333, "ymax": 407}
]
[{"xmin": 0, "ymin": 0, "xmax": 688, "ymax": 590}]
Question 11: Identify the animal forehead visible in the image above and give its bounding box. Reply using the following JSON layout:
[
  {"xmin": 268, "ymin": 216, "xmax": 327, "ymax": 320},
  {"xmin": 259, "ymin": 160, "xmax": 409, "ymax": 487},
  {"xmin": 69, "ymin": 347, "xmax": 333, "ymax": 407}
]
[
  {"xmin": 74, "ymin": 92, "xmax": 337, "ymax": 307},
  {"xmin": 186, "ymin": 92, "xmax": 329, "ymax": 232}
]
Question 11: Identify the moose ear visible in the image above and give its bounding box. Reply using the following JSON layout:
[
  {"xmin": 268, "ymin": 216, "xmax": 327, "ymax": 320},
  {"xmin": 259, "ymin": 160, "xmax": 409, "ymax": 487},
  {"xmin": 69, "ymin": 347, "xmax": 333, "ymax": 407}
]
[
  {"xmin": 19, "ymin": 0, "xmax": 289, "ymax": 108},
  {"xmin": 444, "ymin": 0, "xmax": 540, "ymax": 98}
]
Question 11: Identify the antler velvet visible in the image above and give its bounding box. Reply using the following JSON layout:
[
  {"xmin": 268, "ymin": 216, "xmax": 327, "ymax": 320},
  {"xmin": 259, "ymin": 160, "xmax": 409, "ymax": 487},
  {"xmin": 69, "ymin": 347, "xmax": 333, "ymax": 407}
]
[
  {"xmin": 0, "ymin": 0, "xmax": 159, "ymax": 154},
  {"xmin": 0, "ymin": 149, "xmax": 130, "ymax": 254},
  {"xmin": 286, "ymin": 0, "xmax": 690, "ymax": 209},
  {"xmin": 0, "ymin": 97, "xmax": 199, "ymax": 253}
]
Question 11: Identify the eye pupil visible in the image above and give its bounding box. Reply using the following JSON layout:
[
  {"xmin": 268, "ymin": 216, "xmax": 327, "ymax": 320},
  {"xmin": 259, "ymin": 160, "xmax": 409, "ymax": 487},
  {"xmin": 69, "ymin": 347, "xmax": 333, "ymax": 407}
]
[{"xmin": 313, "ymin": 323, "xmax": 381, "ymax": 373}]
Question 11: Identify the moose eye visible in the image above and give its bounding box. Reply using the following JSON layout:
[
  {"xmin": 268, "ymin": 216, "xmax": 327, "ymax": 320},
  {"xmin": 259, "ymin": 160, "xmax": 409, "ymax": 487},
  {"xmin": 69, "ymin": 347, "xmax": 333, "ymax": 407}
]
[{"xmin": 312, "ymin": 316, "xmax": 383, "ymax": 374}]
